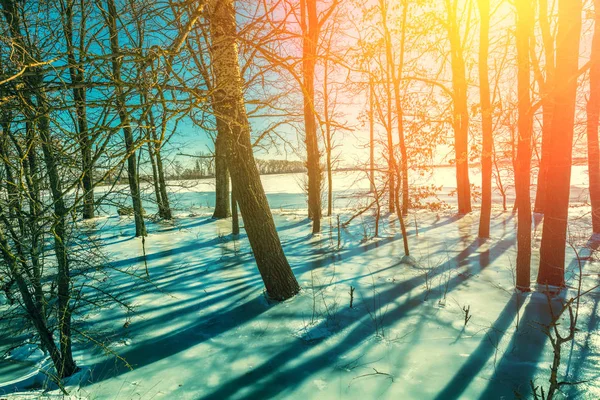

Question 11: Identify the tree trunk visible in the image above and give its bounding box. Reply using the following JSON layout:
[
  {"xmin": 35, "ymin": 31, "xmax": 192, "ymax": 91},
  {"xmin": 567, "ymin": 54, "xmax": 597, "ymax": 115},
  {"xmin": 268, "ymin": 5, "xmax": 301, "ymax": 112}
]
[
  {"xmin": 385, "ymin": 51, "xmax": 396, "ymax": 213},
  {"xmin": 232, "ymin": 181, "xmax": 240, "ymax": 235},
  {"xmin": 533, "ymin": 0, "xmax": 556, "ymax": 214},
  {"xmin": 477, "ymin": 0, "xmax": 493, "ymax": 238},
  {"xmin": 147, "ymin": 137, "xmax": 164, "ymax": 217},
  {"xmin": 538, "ymin": 0, "xmax": 583, "ymax": 287},
  {"xmin": 0, "ymin": 229, "xmax": 64, "ymax": 378},
  {"xmin": 206, "ymin": 0, "xmax": 300, "ymax": 300},
  {"xmin": 588, "ymin": 0, "xmax": 600, "ymax": 233},
  {"xmin": 323, "ymin": 56, "xmax": 333, "ymax": 217},
  {"xmin": 391, "ymin": 0, "xmax": 409, "ymax": 216},
  {"xmin": 105, "ymin": 0, "xmax": 146, "ymax": 237},
  {"xmin": 369, "ymin": 76, "xmax": 376, "ymax": 193},
  {"xmin": 515, "ymin": 0, "xmax": 534, "ymax": 291},
  {"xmin": 62, "ymin": 0, "xmax": 94, "ymax": 219},
  {"xmin": 301, "ymin": 0, "xmax": 322, "ymax": 233},
  {"xmin": 446, "ymin": 0, "xmax": 472, "ymax": 214},
  {"xmin": 212, "ymin": 130, "xmax": 231, "ymax": 219}
]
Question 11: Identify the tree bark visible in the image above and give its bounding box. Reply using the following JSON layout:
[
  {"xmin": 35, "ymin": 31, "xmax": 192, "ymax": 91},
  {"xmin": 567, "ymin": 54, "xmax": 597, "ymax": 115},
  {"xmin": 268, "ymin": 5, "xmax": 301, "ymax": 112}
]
[
  {"xmin": 477, "ymin": 0, "xmax": 493, "ymax": 238},
  {"xmin": 533, "ymin": 0, "xmax": 556, "ymax": 214},
  {"xmin": 538, "ymin": 0, "xmax": 583, "ymax": 287},
  {"xmin": 369, "ymin": 75, "xmax": 376, "ymax": 193},
  {"xmin": 323, "ymin": 56, "xmax": 333, "ymax": 217},
  {"xmin": 515, "ymin": 0, "xmax": 534, "ymax": 290},
  {"xmin": 588, "ymin": 0, "xmax": 600, "ymax": 233},
  {"xmin": 231, "ymin": 181, "xmax": 240, "ymax": 235},
  {"xmin": 206, "ymin": 0, "xmax": 300, "ymax": 300},
  {"xmin": 446, "ymin": 0, "xmax": 472, "ymax": 214},
  {"xmin": 301, "ymin": 0, "xmax": 322, "ymax": 233},
  {"xmin": 212, "ymin": 131, "xmax": 231, "ymax": 219},
  {"xmin": 391, "ymin": 0, "xmax": 409, "ymax": 216}
]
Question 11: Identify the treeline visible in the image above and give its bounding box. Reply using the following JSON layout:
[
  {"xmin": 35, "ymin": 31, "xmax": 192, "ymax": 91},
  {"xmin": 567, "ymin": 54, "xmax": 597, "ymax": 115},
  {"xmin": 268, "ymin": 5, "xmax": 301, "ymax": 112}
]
[{"xmin": 169, "ymin": 158, "xmax": 305, "ymax": 181}]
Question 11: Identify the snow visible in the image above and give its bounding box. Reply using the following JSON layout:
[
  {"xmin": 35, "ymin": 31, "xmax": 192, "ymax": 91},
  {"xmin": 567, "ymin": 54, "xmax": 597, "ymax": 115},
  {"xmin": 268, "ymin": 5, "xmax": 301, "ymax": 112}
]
[{"xmin": 1, "ymin": 171, "xmax": 599, "ymax": 399}]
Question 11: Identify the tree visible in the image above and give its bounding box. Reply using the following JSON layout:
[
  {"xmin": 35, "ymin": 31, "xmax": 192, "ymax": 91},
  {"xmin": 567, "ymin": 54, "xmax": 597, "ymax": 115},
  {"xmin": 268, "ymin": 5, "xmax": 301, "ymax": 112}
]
[
  {"xmin": 206, "ymin": 0, "xmax": 300, "ymax": 300},
  {"xmin": 533, "ymin": 0, "xmax": 556, "ymax": 214},
  {"xmin": 212, "ymin": 132, "xmax": 231, "ymax": 219},
  {"xmin": 538, "ymin": 0, "xmax": 583, "ymax": 287},
  {"xmin": 1, "ymin": 0, "xmax": 78, "ymax": 377},
  {"xmin": 103, "ymin": 0, "xmax": 146, "ymax": 237},
  {"xmin": 445, "ymin": 0, "xmax": 472, "ymax": 214},
  {"xmin": 381, "ymin": 0, "xmax": 409, "ymax": 216},
  {"xmin": 300, "ymin": 0, "xmax": 323, "ymax": 233},
  {"xmin": 515, "ymin": 0, "xmax": 534, "ymax": 290},
  {"xmin": 60, "ymin": 0, "xmax": 94, "ymax": 220},
  {"xmin": 588, "ymin": 0, "xmax": 600, "ymax": 233},
  {"xmin": 477, "ymin": 0, "xmax": 493, "ymax": 238}
]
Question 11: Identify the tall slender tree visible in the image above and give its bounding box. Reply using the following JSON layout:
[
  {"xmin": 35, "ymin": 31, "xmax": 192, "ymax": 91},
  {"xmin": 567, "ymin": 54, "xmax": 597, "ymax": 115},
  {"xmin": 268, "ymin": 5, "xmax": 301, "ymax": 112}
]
[
  {"xmin": 445, "ymin": 0, "xmax": 472, "ymax": 214},
  {"xmin": 533, "ymin": 0, "xmax": 556, "ymax": 214},
  {"xmin": 300, "ymin": 0, "xmax": 322, "ymax": 233},
  {"xmin": 515, "ymin": 0, "xmax": 534, "ymax": 291},
  {"xmin": 538, "ymin": 0, "xmax": 583, "ymax": 287},
  {"xmin": 588, "ymin": 0, "xmax": 600, "ymax": 233},
  {"xmin": 104, "ymin": 0, "xmax": 146, "ymax": 237},
  {"xmin": 61, "ymin": 0, "xmax": 94, "ymax": 220},
  {"xmin": 477, "ymin": 0, "xmax": 493, "ymax": 238}
]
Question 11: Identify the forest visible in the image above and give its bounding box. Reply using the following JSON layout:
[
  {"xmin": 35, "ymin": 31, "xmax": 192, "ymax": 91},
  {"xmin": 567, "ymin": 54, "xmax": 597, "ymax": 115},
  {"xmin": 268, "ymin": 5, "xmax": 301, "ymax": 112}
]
[{"xmin": 0, "ymin": 0, "xmax": 599, "ymax": 399}]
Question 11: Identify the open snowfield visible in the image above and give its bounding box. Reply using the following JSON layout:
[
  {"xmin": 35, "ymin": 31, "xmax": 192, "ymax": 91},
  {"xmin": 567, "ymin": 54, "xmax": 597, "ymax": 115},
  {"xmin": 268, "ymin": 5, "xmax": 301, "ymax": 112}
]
[{"xmin": 1, "ymin": 170, "xmax": 599, "ymax": 399}]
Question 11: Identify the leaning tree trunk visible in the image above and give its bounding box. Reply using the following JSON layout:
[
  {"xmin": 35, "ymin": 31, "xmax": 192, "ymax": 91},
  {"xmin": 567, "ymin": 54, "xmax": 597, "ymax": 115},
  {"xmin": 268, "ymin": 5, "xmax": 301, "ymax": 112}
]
[
  {"xmin": 515, "ymin": 0, "xmax": 534, "ymax": 291},
  {"xmin": 538, "ymin": 0, "xmax": 583, "ymax": 287},
  {"xmin": 301, "ymin": 0, "xmax": 322, "ymax": 233},
  {"xmin": 477, "ymin": 0, "xmax": 493, "ymax": 238},
  {"xmin": 105, "ymin": 0, "xmax": 146, "ymax": 237},
  {"xmin": 0, "ymin": 228, "xmax": 65, "ymax": 377},
  {"xmin": 446, "ymin": 0, "xmax": 472, "ymax": 214},
  {"xmin": 587, "ymin": 0, "xmax": 600, "ymax": 234},
  {"xmin": 206, "ymin": 0, "xmax": 299, "ymax": 300}
]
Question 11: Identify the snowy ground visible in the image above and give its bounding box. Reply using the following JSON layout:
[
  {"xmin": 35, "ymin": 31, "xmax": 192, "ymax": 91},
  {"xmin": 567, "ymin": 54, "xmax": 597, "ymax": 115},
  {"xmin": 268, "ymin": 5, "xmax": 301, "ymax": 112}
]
[{"xmin": 1, "ymin": 170, "xmax": 599, "ymax": 399}]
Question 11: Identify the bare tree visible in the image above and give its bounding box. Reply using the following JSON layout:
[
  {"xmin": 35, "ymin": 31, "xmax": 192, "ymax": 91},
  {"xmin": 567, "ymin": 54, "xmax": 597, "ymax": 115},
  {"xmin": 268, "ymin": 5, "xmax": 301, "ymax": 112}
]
[{"xmin": 205, "ymin": 0, "xmax": 300, "ymax": 300}]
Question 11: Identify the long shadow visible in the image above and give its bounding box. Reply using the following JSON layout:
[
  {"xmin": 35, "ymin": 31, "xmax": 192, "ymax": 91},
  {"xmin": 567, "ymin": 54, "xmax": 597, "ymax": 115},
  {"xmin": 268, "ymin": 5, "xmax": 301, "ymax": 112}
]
[
  {"xmin": 72, "ymin": 212, "xmax": 506, "ymax": 397},
  {"xmin": 285, "ymin": 214, "xmax": 472, "ymax": 278},
  {"xmin": 476, "ymin": 294, "xmax": 560, "ymax": 399},
  {"xmin": 107, "ymin": 236, "xmax": 225, "ymax": 269},
  {"xmin": 564, "ymin": 236, "xmax": 600, "ymax": 397},
  {"xmin": 473, "ymin": 236, "xmax": 600, "ymax": 398},
  {"xmin": 433, "ymin": 292, "xmax": 524, "ymax": 400},
  {"xmin": 79, "ymin": 293, "xmax": 270, "ymax": 388},
  {"xmin": 197, "ymin": 235, "xmax": 513, "ymax": 399},
  {"xmin": 565, "ymin": 287, "xmax": 600, "ymax": 398}
]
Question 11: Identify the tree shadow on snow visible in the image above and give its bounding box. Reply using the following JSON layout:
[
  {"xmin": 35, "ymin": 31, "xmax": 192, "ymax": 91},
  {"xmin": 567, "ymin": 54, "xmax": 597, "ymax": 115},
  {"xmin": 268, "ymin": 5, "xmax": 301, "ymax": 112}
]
[{"xmin": 196, "ymin": 234, "xmax": 513, "ymax": 399}]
